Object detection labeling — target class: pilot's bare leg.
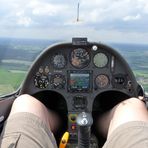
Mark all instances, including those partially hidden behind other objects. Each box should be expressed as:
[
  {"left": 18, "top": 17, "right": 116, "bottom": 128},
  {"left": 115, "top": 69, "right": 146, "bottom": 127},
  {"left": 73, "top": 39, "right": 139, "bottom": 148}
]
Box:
[
  {"left": 98, "top": 98, "right": 148, "bottom": 148},
  {"left": 10, "top": 94, "right": 60, "bottom": 132},
  {"left": 0, "top": 94, "right": 59, "bottom": 148},
  {"left": 107, "top": 98, "right": 148, "bottom": 137}
]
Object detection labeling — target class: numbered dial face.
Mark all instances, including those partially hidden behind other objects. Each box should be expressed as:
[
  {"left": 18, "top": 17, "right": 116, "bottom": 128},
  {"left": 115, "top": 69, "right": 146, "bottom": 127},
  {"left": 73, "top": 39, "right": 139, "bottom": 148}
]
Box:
[
  {"left": 34, "top": 74, "right": 49, "bottom": 89},
  {"left": 51, "top": 54, "right": 66, "bottom": 69},
  {"left": 93, "top": 53, "right": 108, "bottom": 68},
  {"left": 95, "top": 74, "right": 109, "bottom": 88},
  {"left": 50, "top": 74, "right": 66, "bottom": 89},
  {"left": 71, "top": 48, "right": 90, "bottom": 68}
]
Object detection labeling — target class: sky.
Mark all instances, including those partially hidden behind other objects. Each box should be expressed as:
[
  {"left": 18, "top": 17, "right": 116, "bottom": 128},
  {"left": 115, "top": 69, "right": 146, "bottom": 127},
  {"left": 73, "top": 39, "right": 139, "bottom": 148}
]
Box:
[{"left": 0, "top": 0, "right": 148, "bottom": 43}]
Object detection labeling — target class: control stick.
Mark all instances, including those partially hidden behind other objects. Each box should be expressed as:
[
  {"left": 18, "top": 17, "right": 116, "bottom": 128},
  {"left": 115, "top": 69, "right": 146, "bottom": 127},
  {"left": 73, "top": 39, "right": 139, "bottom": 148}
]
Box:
[{"left": 76, "top": 112, "right": 93, "bottom": 148}]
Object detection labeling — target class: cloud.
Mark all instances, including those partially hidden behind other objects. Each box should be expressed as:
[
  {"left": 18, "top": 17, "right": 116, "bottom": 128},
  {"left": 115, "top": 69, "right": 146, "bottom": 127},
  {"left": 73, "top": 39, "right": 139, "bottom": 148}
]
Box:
[
  {"left": 137, "top": 0, "right": 148, "bottom": 14},
  {"left": 15, "top": 10, "right": 32, "bottom": 27},
  {"left": 123, "top": 14, "right": 141, "bottom": 21},
  {"left": 29, "top": 1, "right": 67, "bottom": 16},
  {"left": 17, "top": 17, "right": 32, "bottom": 27},
  {"left": 79, "top": 0, "right": 127, "bottom": 22},
  {"left": 0, "top": 0, "right": 148, "bottom": 43},
  {"left": 1, "top": 0, "right": 147, "bottom": 26}
]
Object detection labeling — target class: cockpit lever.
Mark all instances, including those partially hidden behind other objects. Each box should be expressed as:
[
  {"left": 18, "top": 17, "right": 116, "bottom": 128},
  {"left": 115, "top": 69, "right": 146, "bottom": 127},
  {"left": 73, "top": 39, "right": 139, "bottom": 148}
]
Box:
[{"left": 76, "top": 112, "right": 93, "bottom": 148}]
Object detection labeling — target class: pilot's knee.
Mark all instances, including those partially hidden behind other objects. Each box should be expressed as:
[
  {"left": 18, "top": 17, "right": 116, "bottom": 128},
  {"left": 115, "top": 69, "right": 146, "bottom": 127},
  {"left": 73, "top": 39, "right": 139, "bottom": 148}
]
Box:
[
  {"left": 13, "top": 94, "right": 37, "bottom": 106},
  {"left": 119, "top": 97, "right": 146, "bottom": 108},
  {"left": 15, "top": 94, "right": 34, "bottom": 100},
  {"left": 10, "top": 94, "right": 43, "bottom": 115}
]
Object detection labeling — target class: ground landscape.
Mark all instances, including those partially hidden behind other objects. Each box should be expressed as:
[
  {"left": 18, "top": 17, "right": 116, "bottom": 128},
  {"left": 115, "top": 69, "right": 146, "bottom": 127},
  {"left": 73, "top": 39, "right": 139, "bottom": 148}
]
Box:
[{"left": 0, "top": 38, "right": 148, "bottom": 95}]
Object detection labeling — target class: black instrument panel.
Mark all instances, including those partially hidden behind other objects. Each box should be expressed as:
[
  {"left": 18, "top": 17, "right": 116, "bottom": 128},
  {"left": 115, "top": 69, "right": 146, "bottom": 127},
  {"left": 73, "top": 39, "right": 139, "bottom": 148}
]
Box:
[
  {"left": 19, "top": 40, "right": 140, "bottom": 147},
  {"left": 22, "top": 42, "right": 138, "bottom": 95},
  {"left": 20, "top": 41, "right": 140, "bottom": 113}
]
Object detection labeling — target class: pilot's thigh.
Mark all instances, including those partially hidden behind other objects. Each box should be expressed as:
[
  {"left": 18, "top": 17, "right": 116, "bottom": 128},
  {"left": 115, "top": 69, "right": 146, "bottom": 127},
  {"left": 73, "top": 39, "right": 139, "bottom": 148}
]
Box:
[
  {"left": 0, "top": 112, "right": 57, "bottom": 148},
  {"left": 103, "top": 121, "right": 148, "bottom": 148}
]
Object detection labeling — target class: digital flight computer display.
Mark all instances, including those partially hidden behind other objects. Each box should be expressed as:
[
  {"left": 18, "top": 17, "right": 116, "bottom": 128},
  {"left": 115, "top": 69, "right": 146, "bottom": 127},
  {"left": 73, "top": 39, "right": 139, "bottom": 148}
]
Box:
[{"left": 68, "top": 71, "right": 92, "bottom": 92}]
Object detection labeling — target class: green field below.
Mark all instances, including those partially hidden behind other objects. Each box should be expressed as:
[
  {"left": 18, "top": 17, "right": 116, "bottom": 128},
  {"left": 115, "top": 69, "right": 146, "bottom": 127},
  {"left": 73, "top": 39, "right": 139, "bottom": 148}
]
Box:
[
  {"left": 0, "top": 68, "right": 26, "bottom": 95},
  {"left": 133, "top": 70, "right": 148, "bottom": 92}
]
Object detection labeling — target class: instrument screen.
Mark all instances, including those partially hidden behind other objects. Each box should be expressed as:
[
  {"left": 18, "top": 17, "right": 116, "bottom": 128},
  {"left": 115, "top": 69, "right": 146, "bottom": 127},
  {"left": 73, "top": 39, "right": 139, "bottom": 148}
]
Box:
[{"left": 68, "top": 71, "right": 91, "bottom": 92}]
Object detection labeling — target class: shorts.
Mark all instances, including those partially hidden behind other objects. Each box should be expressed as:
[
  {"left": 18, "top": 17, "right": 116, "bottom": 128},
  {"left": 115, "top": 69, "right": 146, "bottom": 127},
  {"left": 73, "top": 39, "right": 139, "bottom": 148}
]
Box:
[
  {"left": 1, "top": 113, "right": 148, "bottom": 148},
  {"left": 0, "top": 112, "right": 57, "bottom": 148},
  {"left": 103, "top": 121, "right": 148, "bottom": 148}
]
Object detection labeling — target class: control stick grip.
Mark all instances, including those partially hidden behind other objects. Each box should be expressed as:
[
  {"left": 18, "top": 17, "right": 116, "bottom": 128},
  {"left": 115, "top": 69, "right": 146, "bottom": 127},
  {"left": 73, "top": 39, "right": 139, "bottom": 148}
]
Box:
[{"left": 76, "top": 112, "right": 93, "bottom": 148}]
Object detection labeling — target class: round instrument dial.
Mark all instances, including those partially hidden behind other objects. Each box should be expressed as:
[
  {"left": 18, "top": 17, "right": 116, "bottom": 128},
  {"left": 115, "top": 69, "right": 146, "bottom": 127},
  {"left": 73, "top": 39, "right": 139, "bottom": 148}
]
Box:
[
  {"left": 50, "top": 74, "right": 66, "bottom": 89},
  {"left": 95, "top": 74, "right": 109, "bottom": 88},
  {"left": 34, "top": 74, "right": 49, "bottom": 89},
  {"left": 51, "top": 54, "right": 66, "bottom": 69},
  {"left": 71, "top": 48, "right": 90, "bottom": 68},
  {"left": 93, "top": 53, "right": 108, "bottom": 68}
]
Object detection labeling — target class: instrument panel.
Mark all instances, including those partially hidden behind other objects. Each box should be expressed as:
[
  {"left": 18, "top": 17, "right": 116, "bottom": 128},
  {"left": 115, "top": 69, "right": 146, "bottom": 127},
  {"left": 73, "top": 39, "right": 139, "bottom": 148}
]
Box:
[
  {"left": 31, "top": 44, "right": 136, "bottom": 96},
  {"left": 20, "top": 39, "right": 139, "bottom": 147},
  {"left": 21, "top": 41, "right": 140, "bottom": 103}
]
